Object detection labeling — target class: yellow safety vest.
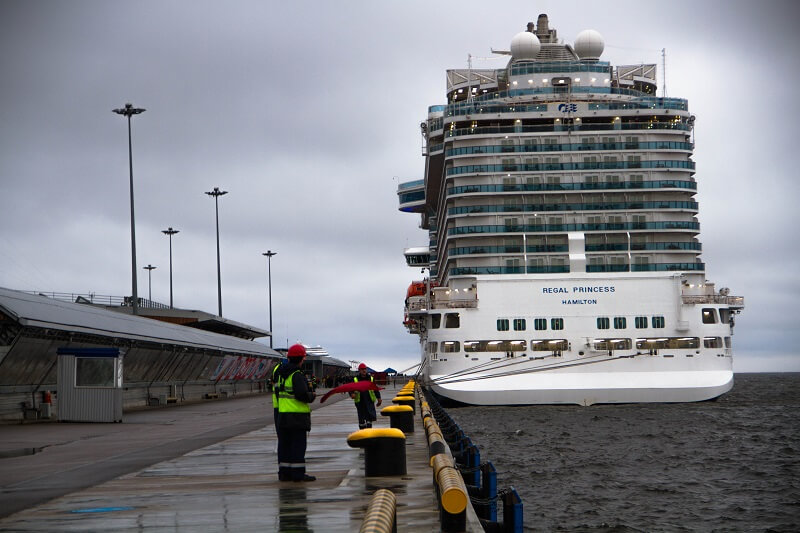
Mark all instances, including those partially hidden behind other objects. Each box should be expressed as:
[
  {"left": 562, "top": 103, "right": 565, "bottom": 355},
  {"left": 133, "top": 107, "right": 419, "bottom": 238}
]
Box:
[
  {"left": 271, "top": 362, "right": 281, "bottom": 405},
  {"left": 278, "top": 370, "right": 311, "bottom": 414},
  {"left": 353, "top": 375, "right": 376, "bottom": 403}
]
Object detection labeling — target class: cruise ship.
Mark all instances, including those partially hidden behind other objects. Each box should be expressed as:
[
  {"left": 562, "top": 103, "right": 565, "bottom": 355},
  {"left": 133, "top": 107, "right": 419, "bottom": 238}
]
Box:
[{"left": 398, "top": 15, "right": 744, "bottom": 406}]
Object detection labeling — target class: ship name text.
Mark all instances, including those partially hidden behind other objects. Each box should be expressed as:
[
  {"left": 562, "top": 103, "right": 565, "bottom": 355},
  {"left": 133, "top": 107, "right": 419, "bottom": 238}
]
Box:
[{"left": 542, "top": 286, "right": 616, "bottom": 294}]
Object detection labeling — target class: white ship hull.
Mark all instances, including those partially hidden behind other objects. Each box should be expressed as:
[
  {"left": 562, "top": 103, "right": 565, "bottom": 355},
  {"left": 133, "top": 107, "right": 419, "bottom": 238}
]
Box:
[
  {"left": 417, "top": 273, "right": 739, "bottom": 405},
  {"left": 429, "top": 370, "right": 733, "bottom": 406}
]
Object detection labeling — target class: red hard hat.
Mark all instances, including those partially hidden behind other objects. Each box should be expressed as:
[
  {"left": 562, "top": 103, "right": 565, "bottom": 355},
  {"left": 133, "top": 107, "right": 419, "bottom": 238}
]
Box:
[
  {"left": 358, "top": 363, "right": 367, "bottom": 370},
  {"left": 288, "top": 344, "right": 307, "bottom": 358}
]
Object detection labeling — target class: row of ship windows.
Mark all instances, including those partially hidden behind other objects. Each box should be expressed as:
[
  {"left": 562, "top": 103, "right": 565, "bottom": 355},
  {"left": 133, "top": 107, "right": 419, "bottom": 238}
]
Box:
[
  {"left": 428, "top": 336, "right": 731, "bottom": 355},
  {"left": 401, "top": 179, "right": 697, "bottom": 203},
  {"left": 440, "top": 100, "right": 689, "bottom": 120},
  {"left": 495, "top": 316, "right": 666, "bottom": 331},
  {"left": 446, "top": 160, "right": 695, "bottom": 176},
  {"left": 448, "top": 200, "right": 698, "bottom": 216},
  {"left": 446, "top": 178, "right": 698, "bottom": 194},
  {"left": 445, "top": 140, "right": 692, "bottom": 156},
  {"left": 442, "top": 121, "right": 690, "bottom": 139},
  {"left": 430, "top": 308, "right": 720, "bottom": 331}
]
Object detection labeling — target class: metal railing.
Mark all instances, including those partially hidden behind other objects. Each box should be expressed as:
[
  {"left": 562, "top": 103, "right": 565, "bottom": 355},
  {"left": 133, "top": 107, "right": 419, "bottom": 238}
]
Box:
[{"left": 24, "top": 291, "right": 171, "bottom": 310}]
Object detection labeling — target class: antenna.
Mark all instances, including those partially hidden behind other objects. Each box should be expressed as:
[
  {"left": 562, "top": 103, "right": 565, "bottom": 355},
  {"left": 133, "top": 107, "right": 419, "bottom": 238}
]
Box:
[
  {"left": 467, "top": 53, "right": 473, "bottom": 102},
  {"left": 466, "top": 53, "right": 501, "bottom": 102},
  {"left": 661, "top": 48, "right": 667, "bottom": 98}
]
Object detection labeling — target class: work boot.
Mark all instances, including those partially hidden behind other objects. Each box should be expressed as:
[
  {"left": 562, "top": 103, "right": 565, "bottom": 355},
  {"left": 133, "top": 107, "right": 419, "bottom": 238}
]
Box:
[{"left": 301, "top": 474, "right": 316, "bottom": 482}]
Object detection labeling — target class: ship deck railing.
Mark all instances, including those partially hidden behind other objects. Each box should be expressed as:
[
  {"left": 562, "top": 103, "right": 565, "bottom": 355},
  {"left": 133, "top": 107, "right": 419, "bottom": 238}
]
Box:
[
  {"left": 682, "top": 294, "right": 744, "bottom": 307},
  {"left": 431, "top": 299, "right": 479, "bottom": 310}
]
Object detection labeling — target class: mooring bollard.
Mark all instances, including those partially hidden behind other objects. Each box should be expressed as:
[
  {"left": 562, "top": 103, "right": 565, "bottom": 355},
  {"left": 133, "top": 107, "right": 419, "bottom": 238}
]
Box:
[
  {"left": 359, "top": 488, "right": 397, "bottom": 533},
  {"left": 431, "top": 453, "right": 468, "bottom": 532},
  {"left": 380, "top": 404, "right": 414, "bottom": 433},
  {"left": 391, "top": 394, "right": 415, "bottom": 411},
  {"left": 347, "top": 428, "right": 407, "bottom": 476}
]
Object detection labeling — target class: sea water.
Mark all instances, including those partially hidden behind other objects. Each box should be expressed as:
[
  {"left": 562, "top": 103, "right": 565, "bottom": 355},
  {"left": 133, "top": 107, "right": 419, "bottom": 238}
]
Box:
[{"left": 448, "top": 373, "right": 800, "bottom": 532}]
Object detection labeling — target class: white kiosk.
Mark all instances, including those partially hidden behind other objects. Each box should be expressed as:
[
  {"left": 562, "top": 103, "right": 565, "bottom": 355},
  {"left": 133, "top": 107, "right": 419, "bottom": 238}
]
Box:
[{"left": 56, "top": 347, "right": 123, "bottom": 422}]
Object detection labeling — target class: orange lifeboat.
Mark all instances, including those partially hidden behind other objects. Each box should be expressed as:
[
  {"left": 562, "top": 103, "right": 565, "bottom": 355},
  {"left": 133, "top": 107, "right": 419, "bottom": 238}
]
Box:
[{"left": 406, "top": 281, "right": 426, "bottom": 299}]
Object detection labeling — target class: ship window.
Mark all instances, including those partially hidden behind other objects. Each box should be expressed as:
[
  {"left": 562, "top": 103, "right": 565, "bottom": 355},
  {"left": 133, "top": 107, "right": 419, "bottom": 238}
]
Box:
[
  {"left": 614, "top": 317, "right": 627, "bottom": 329},
  {"left": 551, "top": 318, "right": 564, "bottom": 330},
  {"left": 441, "top": 341, "right": 460, "bottom": 353},
  {"left": 724, "top": 337, "right": 731, "bottom": 348},
  {"left": 593, "top": 338, "right": 632, "bottom": 350},
  {"left": 635, "top": 337, "right": 698, "bottom": 349},
  {"left": 497, "top": 319, "right": 510, "bottom": 331},
  {"left": 635, "top": 316, "right": 648, "bottom": 328},
  {"left": 513, "top": 319, "right": 526, "bottom": 331},
  {"left": 602, "top": 136, "right": 617, "bottom": 148},
  {"left": 703, "top": 337, "right": 722, "bottom": 348},
  {"left": 464, "top": 340, "right": 526, "bottom": 352},
  {"left": 546, "top": 175, "right": 561, "bottom": 185},
  {"left": 702, "top": 308, "right": 717, "bottom": 324},
  {"left": 534, "top": 318, "right": 547, "bottom": 330},
  {"left": 530, "top": 339, "right": 568, "bottom": 351},
  {"left": 651, "top": 316, "right": 665, "bottom": 328},
  {"left": 430, "top": 314, "right": 441, "bottom": 329},
  {"left": 597, "top": 317, "right": 610, "bottom": 329},
  {"left": 445, "top": 313, "right": 460, "bottom": 328}
]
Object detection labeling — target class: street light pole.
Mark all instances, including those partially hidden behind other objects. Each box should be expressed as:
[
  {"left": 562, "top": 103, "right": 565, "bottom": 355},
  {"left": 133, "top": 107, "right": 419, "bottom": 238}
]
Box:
[
  {"left": 112, "top": 103, "right": 145, "bottom": 315},
  {"left": 262, "top": 250, "right": 277, "bottom": 348},
  {"left": 161, "top": 227, "right": 179, "bottom": 308},
  {"left": 143, "top": 264, "right": 156, "bottom": 303},
  {"left": 205, "top": 187, "right": 228, "bottom": 317}
]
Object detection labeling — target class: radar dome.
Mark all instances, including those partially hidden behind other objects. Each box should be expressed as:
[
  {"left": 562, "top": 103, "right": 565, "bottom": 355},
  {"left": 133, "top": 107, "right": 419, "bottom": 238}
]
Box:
[
  {"left": 510, "top": 31, "right": 541, "bottom": 60},
  {"left": 574, "top": 29, "right": 604, "bottom": 60}
]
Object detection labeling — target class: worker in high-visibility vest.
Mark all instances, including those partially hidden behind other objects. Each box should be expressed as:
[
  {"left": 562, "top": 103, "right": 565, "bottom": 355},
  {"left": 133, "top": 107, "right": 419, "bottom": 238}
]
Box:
[
  {"left": 350, "top": 363, "right": 382, "bottom": 429},
  {"left": 276, "top": 344, "right": 316, "bottom": 482},
  {"left": 269, "top": 359, "right": 284, "bottom": 434}
]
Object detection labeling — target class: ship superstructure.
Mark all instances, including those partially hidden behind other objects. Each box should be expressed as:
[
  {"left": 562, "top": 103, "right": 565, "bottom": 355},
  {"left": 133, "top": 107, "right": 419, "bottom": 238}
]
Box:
[{"left": 398, "top": 15, "right": 744, "bottom": 405}]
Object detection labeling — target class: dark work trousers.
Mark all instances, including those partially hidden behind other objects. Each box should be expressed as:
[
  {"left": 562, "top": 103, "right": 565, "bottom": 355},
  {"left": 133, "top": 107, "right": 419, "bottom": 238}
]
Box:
[
  {"left": 277, "top": 426, "right": 308, "bottom": 481},
  {"left": 355, "top": 397, "right": 377, "bottom": 429}
]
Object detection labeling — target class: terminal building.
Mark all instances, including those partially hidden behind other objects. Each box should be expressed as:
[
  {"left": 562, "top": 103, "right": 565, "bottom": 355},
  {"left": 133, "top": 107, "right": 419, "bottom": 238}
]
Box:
[{"left": 0, "top": 287, "right": 349, "bottom": 423}]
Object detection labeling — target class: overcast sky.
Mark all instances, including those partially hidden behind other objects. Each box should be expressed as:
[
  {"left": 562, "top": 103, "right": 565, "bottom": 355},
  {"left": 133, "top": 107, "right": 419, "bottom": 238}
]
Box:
[{"left": 1, "top": 0, "right": 798, "bottom": 373}]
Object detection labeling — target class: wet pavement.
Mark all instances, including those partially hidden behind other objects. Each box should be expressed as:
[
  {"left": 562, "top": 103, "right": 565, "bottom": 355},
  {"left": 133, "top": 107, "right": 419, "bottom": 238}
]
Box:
[{"left": 0, "top": 385, "right": 482, "bottom": 531}]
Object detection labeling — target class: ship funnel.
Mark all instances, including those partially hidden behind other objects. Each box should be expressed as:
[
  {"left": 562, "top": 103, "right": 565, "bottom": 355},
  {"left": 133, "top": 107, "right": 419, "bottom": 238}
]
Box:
[{"left": 537, "top": 14, "right": 549, "bottom": 33}]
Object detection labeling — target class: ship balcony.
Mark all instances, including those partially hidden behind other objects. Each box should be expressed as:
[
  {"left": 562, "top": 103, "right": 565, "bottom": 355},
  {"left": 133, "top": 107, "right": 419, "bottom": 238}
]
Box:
[{"left": 430, "top": 286, "right": 478, "bottom": 309}]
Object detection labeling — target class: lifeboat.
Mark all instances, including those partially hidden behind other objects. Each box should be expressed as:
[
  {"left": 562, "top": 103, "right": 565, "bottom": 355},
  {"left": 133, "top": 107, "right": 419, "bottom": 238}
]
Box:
[{"left": 406, "top": 281, "right": 426, "bottom": 299}]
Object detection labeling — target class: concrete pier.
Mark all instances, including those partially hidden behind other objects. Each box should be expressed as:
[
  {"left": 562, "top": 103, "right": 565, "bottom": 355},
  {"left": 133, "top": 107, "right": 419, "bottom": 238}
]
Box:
[{"left": 0, "top": 385, "right": 482, "bottom": 531}]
